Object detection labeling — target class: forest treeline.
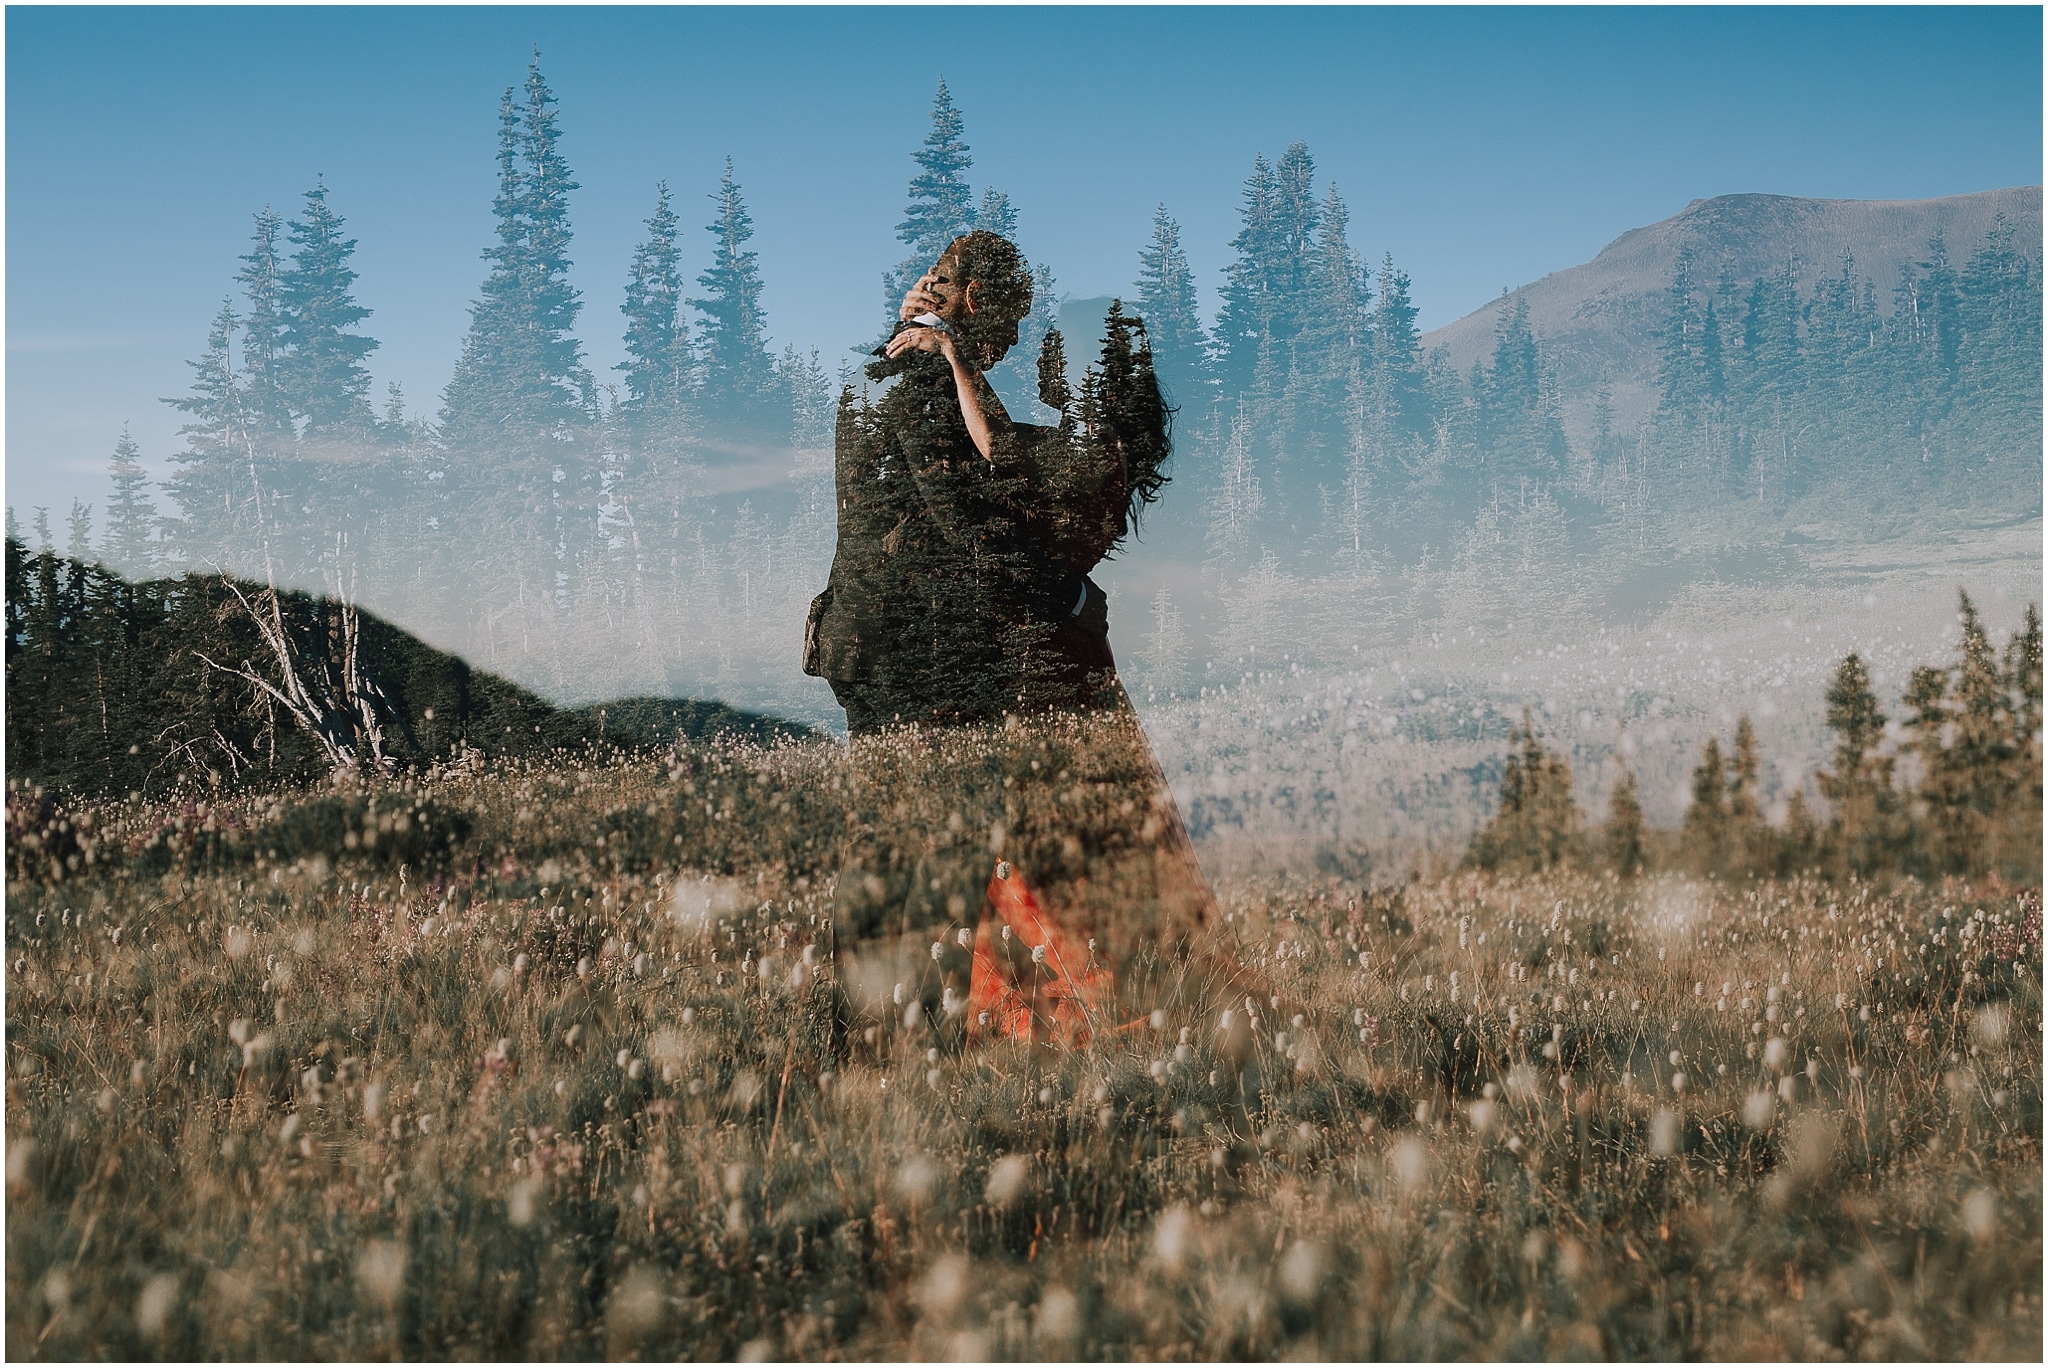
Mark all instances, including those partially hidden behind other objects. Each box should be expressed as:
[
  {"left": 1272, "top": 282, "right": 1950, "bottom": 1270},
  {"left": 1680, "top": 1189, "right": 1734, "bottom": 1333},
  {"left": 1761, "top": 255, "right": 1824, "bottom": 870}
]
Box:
[
  {"left": 3, "top": 538, "right": 805, "bottom": 800},
  {"left": 1469, "top": 591, "right": 2042, "bottom": 884},
  {"left": 15, "top": 61, "right": 2042, "bottom": 705}
]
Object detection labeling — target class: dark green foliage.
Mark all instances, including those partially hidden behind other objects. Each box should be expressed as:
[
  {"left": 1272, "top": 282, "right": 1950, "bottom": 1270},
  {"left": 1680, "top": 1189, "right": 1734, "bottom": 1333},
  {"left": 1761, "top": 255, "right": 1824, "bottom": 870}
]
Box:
[
  {"left": 277, "top": 180, "right": 379, "bottom": 434},
  {"left": 2, "top": 541, "right": 807, "bottom": 801},
  {"left": 617, "top": 182, "right": 692, "bottom": 431},
  {"left": 440, "top": 56, "right": 592, "bottom": 443},
  {"left": 1465, "top": 712, "right": 1583, "bottom": 871},
  {"left": 102, "top": 429, "right": 158, "bottom": 577},
  {"left": 1816, "top": 652, "right": 1904, "bottom": 876},
  {"left": 1681, "top": 717, "right": 1775, "bottom": 878},
  {"left": 691, "top": 159, "right": 784, "bottom": 444},
  {"left": 1601, "top": 763, "right": 1645, "bottom": 874},
  {"left": 1892, "top": 591, "right": 2040, "bottom": 880},
  {"left": 1135, "top": 204, "right": 1210, "bottom": 414},
  {"left": 886, "top": 78, "right": 978, "bottom": 319},
  {"left": 234, "top": 207, "right": 292, "bottom": 438}
]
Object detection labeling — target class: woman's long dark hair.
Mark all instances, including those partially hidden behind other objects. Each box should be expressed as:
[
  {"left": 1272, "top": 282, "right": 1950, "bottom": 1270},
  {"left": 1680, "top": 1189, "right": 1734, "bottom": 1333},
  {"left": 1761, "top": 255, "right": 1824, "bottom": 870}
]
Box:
[{"left": 1088, "top": 300, "right": 1172, "bottom": 535}]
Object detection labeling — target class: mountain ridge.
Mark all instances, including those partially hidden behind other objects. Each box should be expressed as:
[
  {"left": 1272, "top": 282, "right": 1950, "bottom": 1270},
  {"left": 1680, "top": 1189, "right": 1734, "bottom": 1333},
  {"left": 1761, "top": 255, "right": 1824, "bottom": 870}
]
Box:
[{"left": 1419, "top": 185, "right": 2042, "bottom": 432}]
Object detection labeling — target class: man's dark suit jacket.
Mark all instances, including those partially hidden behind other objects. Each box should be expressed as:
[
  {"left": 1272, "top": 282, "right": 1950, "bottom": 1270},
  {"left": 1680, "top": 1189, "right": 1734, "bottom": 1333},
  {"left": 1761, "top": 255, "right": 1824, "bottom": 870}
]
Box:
[{"left": 804, "top": 342, "right": 1111, "bottom": 726}]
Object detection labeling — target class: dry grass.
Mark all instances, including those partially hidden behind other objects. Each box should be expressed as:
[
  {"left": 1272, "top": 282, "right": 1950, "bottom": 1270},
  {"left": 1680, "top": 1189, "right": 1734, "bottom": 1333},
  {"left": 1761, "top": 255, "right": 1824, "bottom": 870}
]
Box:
[{"left": 6, "top": 733, "right": 2041, "bottom": 1360}]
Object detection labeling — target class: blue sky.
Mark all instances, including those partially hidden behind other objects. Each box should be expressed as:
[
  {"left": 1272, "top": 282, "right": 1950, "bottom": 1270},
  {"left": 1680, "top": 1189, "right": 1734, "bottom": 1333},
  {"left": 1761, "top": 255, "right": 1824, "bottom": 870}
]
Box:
[{"left": 7, "top": 5, "right": 2040, "bottom": 524}]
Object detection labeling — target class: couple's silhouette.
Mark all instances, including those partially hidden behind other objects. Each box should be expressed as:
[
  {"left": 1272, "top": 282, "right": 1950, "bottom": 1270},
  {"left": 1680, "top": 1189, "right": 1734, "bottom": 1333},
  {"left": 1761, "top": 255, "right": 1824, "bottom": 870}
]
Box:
[{"left": 807, "top": 232, "right": 1261, "bottom": 1047}]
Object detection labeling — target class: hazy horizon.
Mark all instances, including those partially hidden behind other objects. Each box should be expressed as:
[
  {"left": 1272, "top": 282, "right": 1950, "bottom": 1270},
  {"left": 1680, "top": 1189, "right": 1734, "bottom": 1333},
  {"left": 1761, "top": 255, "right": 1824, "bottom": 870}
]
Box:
[{"left": 7, "top": 5, "right": 2041, "bottom": 521}]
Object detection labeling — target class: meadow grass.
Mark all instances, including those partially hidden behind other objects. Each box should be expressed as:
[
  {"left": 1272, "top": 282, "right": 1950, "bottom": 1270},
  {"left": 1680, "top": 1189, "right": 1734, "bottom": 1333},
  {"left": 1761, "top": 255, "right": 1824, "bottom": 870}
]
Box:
[{"left": 5, "top": 733, "right": 2040, "bottom": 1359}]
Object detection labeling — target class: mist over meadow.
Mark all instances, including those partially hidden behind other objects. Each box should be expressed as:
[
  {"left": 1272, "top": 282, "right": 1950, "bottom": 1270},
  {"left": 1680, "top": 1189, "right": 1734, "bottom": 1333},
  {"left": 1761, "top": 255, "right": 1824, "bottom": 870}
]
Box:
[{"left": 12, "top": 57, "right": 2040, "bottom": 853}]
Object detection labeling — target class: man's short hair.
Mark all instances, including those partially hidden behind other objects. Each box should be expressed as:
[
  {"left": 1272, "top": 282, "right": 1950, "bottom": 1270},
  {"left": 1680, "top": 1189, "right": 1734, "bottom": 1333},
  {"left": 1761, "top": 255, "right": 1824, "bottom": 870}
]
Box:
[{"left": 946, "top": 231, "right": 1031, "bottom": 368}]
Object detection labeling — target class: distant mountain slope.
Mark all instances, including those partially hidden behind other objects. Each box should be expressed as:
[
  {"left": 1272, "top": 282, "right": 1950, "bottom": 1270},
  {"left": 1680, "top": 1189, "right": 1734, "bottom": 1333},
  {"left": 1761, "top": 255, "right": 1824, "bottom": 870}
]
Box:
[
  {"left": 1420, "top": 186, "right": 2042, "bottom": 430},
  {"left": 4, "top": 540, "right": 812, "bottom": 798}
]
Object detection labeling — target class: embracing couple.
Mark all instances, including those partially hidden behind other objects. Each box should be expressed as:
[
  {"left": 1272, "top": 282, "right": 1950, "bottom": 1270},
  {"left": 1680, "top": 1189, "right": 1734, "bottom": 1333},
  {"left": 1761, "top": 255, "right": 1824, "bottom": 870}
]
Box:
[
  {"left": 803, "top": 229, "right": 1155, "bottom": 731},
  {"left": 803, "top": 232, "right": 1277, "bottom": 1049}
]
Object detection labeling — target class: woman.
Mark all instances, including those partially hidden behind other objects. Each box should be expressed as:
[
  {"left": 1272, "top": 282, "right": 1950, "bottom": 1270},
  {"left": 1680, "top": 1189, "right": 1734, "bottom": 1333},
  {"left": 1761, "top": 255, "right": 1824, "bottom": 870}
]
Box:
[{"left": 807, "top": 232, "right": 1235, "bottom": 1046}]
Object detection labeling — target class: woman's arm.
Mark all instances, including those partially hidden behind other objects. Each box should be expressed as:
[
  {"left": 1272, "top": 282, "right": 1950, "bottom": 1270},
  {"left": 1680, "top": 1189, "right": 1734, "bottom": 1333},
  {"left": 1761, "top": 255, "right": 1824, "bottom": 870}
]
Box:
[{"left": 882, "top": 323, "right": 995, "bottom": 462}]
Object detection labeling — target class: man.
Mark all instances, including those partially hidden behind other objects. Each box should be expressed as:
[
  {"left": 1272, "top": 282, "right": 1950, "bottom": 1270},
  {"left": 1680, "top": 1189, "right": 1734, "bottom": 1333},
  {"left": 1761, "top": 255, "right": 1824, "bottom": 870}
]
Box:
[{"left": 804, "top": 231, "right": 1085, "bottom": 734}]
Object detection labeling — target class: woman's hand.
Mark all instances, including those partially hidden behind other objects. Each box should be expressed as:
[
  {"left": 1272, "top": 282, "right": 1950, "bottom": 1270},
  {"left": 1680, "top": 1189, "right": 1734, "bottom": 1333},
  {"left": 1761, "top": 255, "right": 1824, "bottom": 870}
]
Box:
[
  {"left": 899, "top": 281, "right": 946, "bottom": 322},
  {"left": 884, "top": 321, "right": 957, "bottom": 363}
]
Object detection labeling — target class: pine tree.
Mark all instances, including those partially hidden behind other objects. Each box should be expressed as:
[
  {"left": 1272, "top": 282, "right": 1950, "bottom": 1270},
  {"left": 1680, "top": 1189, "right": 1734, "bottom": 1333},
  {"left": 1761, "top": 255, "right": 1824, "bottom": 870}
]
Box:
[
  {"left": 1656, "top": 246, "right": 1707, "bottom": 415},
  {"left": 1909, "top": 590, "right": 2016, "bottom": 874},
  {"left": 1372, "top": 255, "right": 1428, "bottom": 438},
  {"left": 1294, "top": 184, "right": 1370, "bottom": 435},
  {"left": 692, "top": 157, "right": 784, "bottom": 444},
  {"left": 236, "top": 207, "right": 293, "bottom": 437},
  {"left": 162, "top": 298, "right": 246, "bottom": 566},
  {"left": 974, "top": 187, "right": 1018, "bottom": 242},
  {"left": 1681, "top": 735, "right": 1729, "bottom": 874},
  {"left": 441, "top": 55, "right": 591, "bottom": 441},
  {"left": 30, "top": 508, "right": 53, "bottom": 553},
  {"left": 1601, "top": 762, "right": 1645, "bottom": 874},
  {"left": 1467, "top": 711, "right": 1583, "bottom": 871},
  {"left": 1816, "top": 652, "right": 1898, "bottom": 873},
  {"left": 1916, "top": 230, "right": 1963, "bottom": 399},
  {"left": 65, "top": 500, "right": 93, "bottom": 563},
  {"left": 1728, "top": 715, "right": 1767, "bottom": 874},
  {"left": 278, "top": 180, "right": 379, "bottom": 434},
  {"left": 1212, "top": 154, "right": 1276, "bottom": 403},
  {"left": 1266, "top": 142, "right": 1321, "bottom": 352},
  {"left": 1999, "top": 603, "right": 2043, "bottom": 878},
  {"left": 617, "top": 181, "right": 693, "bottom": 428},
  {"left": 104, "top": 428, "right": 159, "bottom": 575},
  {"left": 1476, "top": 294, "right": 1564, "bottom": 483},
  {"left": 1143, "top": 585, "right": 1189, "bottom": 695},
  {"left": 887, "top": 78, "right": 978, "bottom": 317},
  {"left": 1134, "top": 205, "right": 1210, "bottom": 414}
]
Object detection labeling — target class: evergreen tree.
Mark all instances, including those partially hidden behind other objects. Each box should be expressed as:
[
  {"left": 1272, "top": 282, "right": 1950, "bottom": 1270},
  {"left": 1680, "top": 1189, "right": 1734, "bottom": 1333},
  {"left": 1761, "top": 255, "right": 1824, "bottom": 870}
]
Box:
[
  {"left": 162, "top": 299, "right": 246, "bottom": 565},
  {"left": 1908, "top": 590, "right": 2016, "bottom": 873},
  {"left": 617, "top": 181, "right": 693, "bottom": 427},
  {"left": 692, "top": 158, "right": 784, "bottom": 444},
  {"left": 441, "top": 55, "right": 591, "bottom": 441},
  {"left": 2000, "top": 603, "right": 2043, "bottom": 877},
  {"left": 1134, "top": 205, "right": 1210, "bottom": 413},
  {"left": 235, "top": 207, "right": 293, "bottom": 437},
  {"left": 1656, "top": 246, "right": 1708, "bottom": 415},
  {"left": 1727, "top": 714, "right": 1768, "bottom": 873},
  {"left": 104, "top": 428, "right": 160, "bottom": 575},
  {"left": 1601, "top": 762, "right": 1645, "bottom": 874},
  {"left": 1296, "top": 184, "right": 1370, "bottom": 409},
  {"left": 1466, "top": 711, "right": 1583, "bottom": 871},
  {"left": 974, "top": 187, "right": 1018, "bottom": 242},
  {"left": 278, "top": 180, "right": 379, "bottom": 434},
  {"left": 1212, "top": 154, "right": 1276, "bottom": 403},
  {"left": 1476, "top": 294, "right": 1565, "bottom": 483},
  {"left": 1914, "top": 230, "right": 1964, "bottom": 399},
  {"left": 1816, "top": 652, "right": 1898, "bottom": 873},
  {"left": 65, "top": 500, "right": 93, "bottom": 563},
  {"left": 887, "top": 78, "right": 978, "bottom": 316},
  {"left": 30, "top": 509, "right": 53, "bottom": 553},
  {"left": 1681, "top": 735, "right": 1729, "bottom": 873},
  {"left": 1267, "top": 142, "right": 1321, "bottom": 352},
  {"left": 1371, "top": 254, "right": 1428, "bottom": 438}
]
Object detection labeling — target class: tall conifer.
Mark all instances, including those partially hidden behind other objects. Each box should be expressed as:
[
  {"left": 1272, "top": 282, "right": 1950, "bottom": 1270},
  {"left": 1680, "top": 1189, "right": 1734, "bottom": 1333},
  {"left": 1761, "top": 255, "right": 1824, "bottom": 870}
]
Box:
[
  {"left": 618, "top": 182, "right": 693, "bottom": 426},
  {"left": 278, "top": 180, "right": 378, "bottom": 433},
  {"left": 887, "top": 79, "right": 978, "bottom": 316},
  {"left": 1135, "top": 205, "right": 1210, "bottom": 413},
  {"left": 693, "top": 158, "right": 783, "bottom": 444},
  {"left": 236, "top": 208, "right": 292, "bottom": 437},
  {"left": 104, "top": 428, "right": 160, "bottom": 575}
]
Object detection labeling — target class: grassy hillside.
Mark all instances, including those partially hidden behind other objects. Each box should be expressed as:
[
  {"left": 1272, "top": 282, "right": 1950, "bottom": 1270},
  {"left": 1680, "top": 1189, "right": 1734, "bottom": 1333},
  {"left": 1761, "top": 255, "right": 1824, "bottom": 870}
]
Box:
[
  {"left": 5, "top": 732, "right": 2040, "bottom": 1358},
  {"left": 3, "top": 540, "right": 809, "bottom": 800}
]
